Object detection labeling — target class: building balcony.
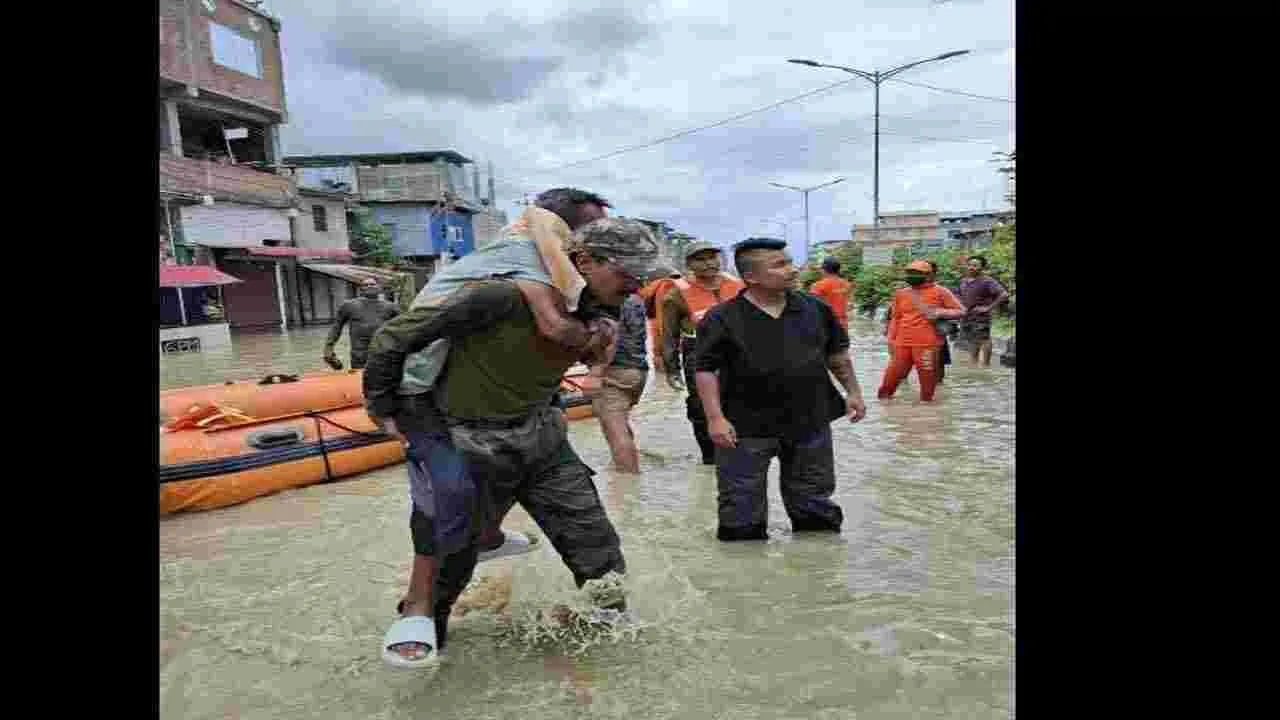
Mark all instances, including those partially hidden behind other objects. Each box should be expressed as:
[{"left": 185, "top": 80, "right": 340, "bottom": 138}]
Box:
[{"left": 159, "top": 153, "right": 294, "bottom": 208}]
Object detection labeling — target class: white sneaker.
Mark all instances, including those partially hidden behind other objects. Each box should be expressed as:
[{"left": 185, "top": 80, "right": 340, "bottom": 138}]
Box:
[{"left": 478, "top": 530, "right": 535, "bottom": 563}]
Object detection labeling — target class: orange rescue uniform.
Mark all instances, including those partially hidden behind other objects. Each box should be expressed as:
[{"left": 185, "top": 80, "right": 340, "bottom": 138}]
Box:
[
  {"left": 809, "top": 276, "right": 852, "bottom": 327},
  {"left": 879, "top": 284, "right": 963, "bottom": 401}
]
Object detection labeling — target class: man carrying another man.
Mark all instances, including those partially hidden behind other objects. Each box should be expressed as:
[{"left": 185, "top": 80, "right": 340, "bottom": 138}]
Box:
[
  {"left": 660, "top": 241, "right": 745, "bottom": 465},
  {"left": 364, "top": 216, "right": 661, "bottom": 666},
  {"left": 693, "top": 238, "right": 867, "bottom": 541}
]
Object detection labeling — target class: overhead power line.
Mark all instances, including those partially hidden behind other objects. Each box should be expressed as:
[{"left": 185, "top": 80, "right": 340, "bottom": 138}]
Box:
[
  {"left": 885, "top": 77, "right": 1014, "bottom": 104},
  {"left": 511, "top": 77, "right": 869, "bottom": 180}
]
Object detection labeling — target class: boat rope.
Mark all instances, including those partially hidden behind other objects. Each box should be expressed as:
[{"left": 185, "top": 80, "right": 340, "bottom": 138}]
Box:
[{"left": 304, "top": 411, "right": 394, "bottom": 483}]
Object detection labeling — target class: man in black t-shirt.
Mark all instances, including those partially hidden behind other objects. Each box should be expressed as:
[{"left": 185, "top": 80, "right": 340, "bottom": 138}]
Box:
[{"left": 693, "top": 239, "right": 867, "bottom": 541}]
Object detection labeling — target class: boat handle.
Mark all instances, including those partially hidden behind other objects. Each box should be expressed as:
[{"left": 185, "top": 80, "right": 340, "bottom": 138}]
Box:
[{"left": 247, "top": 427, "right": 306, "bottom": 449}]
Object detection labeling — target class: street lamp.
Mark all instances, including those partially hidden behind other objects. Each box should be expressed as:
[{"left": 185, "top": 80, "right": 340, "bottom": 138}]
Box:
[
  {"left": 769, "top": 177, "right": 845, "bottom": 263},
  {"left": 787, "top": 50, "right": 970, "bottom": 236}
]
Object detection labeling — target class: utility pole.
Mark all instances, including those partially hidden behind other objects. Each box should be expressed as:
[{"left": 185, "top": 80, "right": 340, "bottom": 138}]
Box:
[
  {"left": 769, "top": 178, "right": 845, "bottom": 263},
  {"left": 788, "top": 50, "right": 970, "bottom": 240}
]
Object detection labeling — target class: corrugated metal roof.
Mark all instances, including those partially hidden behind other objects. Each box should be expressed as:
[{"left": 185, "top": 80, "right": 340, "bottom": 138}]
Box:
[
  {"left": 283, "top": 151, "right": 472, "bottom": 167},
  {"left": 247, "top": 246, "right": 353, "bottom": 259},
  {"left": 299, "top": 263, "right": 405, "bottom": 284},
  {"left": 159, "top": 265, "right": 243, "bottom": 288}
]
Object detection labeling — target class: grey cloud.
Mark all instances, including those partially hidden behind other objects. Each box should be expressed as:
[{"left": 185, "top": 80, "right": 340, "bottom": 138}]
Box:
[
  {"left": 302, "top": 3, "right": 655, "bottom": 105},
  {"left": 550, "top": 3, "right": 658, "bottom": 55}
]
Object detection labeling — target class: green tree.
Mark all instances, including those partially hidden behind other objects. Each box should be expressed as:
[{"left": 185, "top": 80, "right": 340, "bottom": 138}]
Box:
[{"left": 349, "top": 209, "right": 399, "bottom": 268}]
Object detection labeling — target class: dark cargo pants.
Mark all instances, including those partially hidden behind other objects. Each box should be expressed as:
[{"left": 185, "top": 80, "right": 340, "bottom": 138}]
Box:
[
  {"left": 715, "top": 425, "right": 844, "bottom": 541},
  {"left": 425, "top": 405, "right": 627, "bottom": 646}
]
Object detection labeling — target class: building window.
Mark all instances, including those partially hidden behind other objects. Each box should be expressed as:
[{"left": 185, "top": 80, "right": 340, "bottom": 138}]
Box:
[
  {"left": 210, "top": 23, "right": 262, "bottom": 78},
  {"left": 312, "top": 205, "right": 328, "bottom": 232}
]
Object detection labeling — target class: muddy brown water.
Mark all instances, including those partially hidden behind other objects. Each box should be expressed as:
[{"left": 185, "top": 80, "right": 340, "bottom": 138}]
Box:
[{"left": 160, "top": 318, "right": 1014, "bottom": 719}]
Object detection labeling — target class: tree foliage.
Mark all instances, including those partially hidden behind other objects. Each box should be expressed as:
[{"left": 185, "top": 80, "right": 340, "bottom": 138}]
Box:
[
  {"left": 349, "top": 209, "right": 399, "bottom": 268},
  {"left": 801, "top": 226, "right": 1016, "bottom": 316}
]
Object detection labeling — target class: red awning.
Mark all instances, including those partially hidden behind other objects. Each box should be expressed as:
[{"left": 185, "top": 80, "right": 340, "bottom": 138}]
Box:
[
  {"left": 159, "top": 264, "right": 244, "bottom": 288},
  {"left": 247, "top": 246, "right": 354, "bottom": 259}
]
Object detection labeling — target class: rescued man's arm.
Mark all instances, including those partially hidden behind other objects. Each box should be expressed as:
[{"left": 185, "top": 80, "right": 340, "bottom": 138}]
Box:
[{"left": 362, "top": 281, "right": 522, "bottom": 419}]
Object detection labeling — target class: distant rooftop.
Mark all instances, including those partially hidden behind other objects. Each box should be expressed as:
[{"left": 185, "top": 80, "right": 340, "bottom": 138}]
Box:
[{"left": 283, "top": 151, "right": 473, "bottom": 167}]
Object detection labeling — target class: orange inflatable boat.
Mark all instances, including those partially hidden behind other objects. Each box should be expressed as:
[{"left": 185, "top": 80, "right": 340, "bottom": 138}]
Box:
[
  {"left": 160, "top": 370, "right": 365, "bottom": 425},
  {"left": 160, "top": 369, "right": 599, "bottom": 515}
]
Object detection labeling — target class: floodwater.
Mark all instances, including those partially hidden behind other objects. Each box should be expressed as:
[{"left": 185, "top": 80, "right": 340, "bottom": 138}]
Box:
[{"left": 159, "top": 317, "right": 1015, "bottom": 719}]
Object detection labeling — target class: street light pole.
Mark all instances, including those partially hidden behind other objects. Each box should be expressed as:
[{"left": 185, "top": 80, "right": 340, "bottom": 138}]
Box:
[
  {"left": 769, "top": 177, "right": 845, "bottom": 263},
  {"left": 788, "top": 50, "right": 970, "bottom": 239}
]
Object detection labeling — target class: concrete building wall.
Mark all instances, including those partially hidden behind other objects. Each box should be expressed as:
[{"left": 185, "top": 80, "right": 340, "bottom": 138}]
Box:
[
  {"left": 367, "top": 205, "right": 475, "bottom": 257},
  {"left": 294, "top": 197, "right": 350, "bottom": 251},
  {"left": 180, "top": 202, "right": 291, "bottom": 247},
  {"left": 159, "top": 0, "right": 286, "bottom": 115},
  {"left": 357, "top": 164, "right": 446, "bottom": 203}
]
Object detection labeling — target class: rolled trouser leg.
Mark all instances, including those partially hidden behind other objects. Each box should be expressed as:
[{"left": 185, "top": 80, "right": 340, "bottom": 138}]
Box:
[
  {"left": 715, "top": 438, "right": 776, "bottom": 540},
  {"left": 404, "top": 429, "right": 475, "bottom": 558},
  {"left": 778, "top": 427, "right": 843, "bottom": 533},
  {"left": 521, "top": 437, "right": 627, "bottom": 607}
]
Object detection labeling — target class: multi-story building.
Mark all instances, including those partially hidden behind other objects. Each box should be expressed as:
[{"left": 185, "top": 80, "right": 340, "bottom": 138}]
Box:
[
  {"left": 939, "top": 209, "right": 1016, "bottom": 250},
  {"left": 852, "top": 210, "right": 943, "bottom": 256},
  {"left": 283, "top": 151, "right": 482, "bottom": 275},
  {"left": 159, "top": 0, "right": 358, "bottom": 339},
  {"left": 852, "top": 208, "right": 1014, "bottom": 265}
]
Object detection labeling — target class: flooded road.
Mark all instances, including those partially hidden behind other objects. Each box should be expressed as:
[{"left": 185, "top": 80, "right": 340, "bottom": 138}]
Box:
[{"left": 159, "top": 317, "right": 1014, "bottom": 719}]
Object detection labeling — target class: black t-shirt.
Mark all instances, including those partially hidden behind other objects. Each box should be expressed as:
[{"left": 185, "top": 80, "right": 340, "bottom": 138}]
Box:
[{"left": 693, "top": 290, "right": 850, "bottom": 440}]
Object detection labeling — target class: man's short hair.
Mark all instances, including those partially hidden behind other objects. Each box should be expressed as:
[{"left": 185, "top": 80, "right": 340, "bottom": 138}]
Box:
[
  {"left": 733, "top": 237, "right": 787, "bottom": 277},
  {"left": 926, "top": 260, "right": 939, "bottom": 274},
  {"left": 969, "top": 255, "right": 988, "bottom": 269},
  {"left": 822, "top": 257, "right": 841, "bottom": 274},
  {"left": 535, "top": 187, "right": 611, "bottom": 229}
]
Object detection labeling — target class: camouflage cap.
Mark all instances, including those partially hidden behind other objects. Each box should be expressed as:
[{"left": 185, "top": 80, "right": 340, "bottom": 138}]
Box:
[{"left": 564, "top": 218, "right": 664, "bottom": 282}]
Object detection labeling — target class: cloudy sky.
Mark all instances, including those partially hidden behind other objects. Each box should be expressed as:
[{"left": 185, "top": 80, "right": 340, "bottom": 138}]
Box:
[{"left": 266, "top": 0, "right": 1014, "bottom": 261}]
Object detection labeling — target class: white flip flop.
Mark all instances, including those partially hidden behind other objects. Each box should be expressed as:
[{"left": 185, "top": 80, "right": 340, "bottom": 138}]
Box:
[
  {"left": 381, "top": 616, "right": 438, "bottom": 669},
  {"left": 478, "top": 530, "right": 536, "bottom": 563}
]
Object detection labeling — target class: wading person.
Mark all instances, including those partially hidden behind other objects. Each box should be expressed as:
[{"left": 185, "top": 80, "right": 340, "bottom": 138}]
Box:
[
  {"left": 368, "top": 188, "right": 621, "bottom": 669},
  {"left": 808, "top": 257, "right": 853, "bottom": 331},
  {"left": 323, "top": 277, "right": 400, "bottom": 370},
  {"left": 958, "top": 255, "right": 1010, "bottom": 367},
  {"left": 927, "top": 260, "right": 962, "bottom": 385},
  {"left": 878, "top": 260, "right": 966, "bottom": 402},
  {"left": 660, "top": 241, "right": 745, "bottom": 464},
  {"left": 693, "top": 238, "right": 867, "bottom": 541},
  {"left": 365, "top": 217, "right": 661, "bottom": 666},
  {"left": 587, "top": 292, "right": 649, "bottom": 473},
  {"left": 637, "top": 268, "right": 681, "bottom": 372}
]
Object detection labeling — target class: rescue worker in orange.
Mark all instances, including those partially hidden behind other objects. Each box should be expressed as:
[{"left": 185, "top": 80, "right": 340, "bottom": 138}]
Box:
[
  {"left": 660, "top": 241, "right": 746, "bottom": 464},
  {"left": 637, "top": 267, "right": 681, "bottom": 373},
  {"left": 878, "top": 260, "right": 966, "bottom": 402},
  {"left": 808, "top": 257, "right": 853, "bottom": 330}
]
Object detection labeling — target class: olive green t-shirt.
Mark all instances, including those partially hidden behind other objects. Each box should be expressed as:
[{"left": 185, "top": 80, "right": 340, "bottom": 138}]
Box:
[{"left": 362, "top": 279, "right": 577, "bottom": 423}]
